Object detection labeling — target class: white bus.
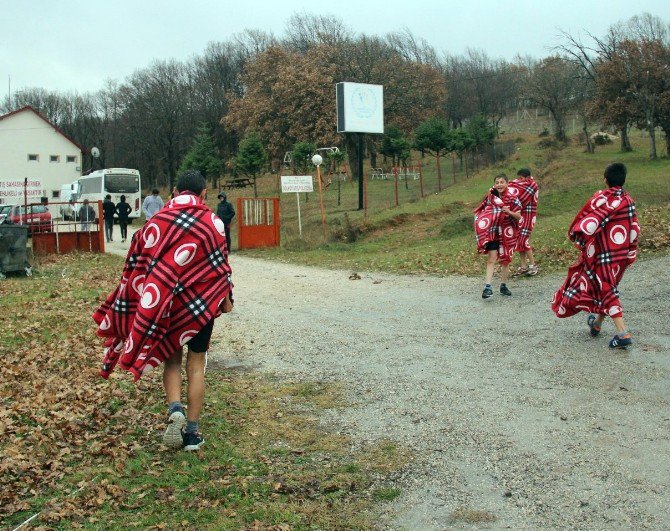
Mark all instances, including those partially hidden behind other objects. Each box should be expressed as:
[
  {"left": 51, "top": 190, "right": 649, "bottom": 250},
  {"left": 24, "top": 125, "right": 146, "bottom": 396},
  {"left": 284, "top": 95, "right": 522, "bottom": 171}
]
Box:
[{"left": 76, "top": 168, "right": 142, "bottom": 220}]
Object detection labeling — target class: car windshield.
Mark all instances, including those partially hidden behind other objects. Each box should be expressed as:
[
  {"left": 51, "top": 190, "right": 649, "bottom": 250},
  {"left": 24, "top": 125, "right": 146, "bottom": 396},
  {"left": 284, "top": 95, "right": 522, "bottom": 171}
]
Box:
[
  {"left": 105, "top": 174, "right": 139, "bottom": 193},
  {"left": 0, "top": 205, "right": 12, "bottom": 215}
]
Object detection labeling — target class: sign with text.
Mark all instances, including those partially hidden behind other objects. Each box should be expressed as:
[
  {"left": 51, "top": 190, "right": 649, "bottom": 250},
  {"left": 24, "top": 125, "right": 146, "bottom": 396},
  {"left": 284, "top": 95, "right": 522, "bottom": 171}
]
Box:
[
  {"left": 0, "top": 179, "right": 43, "bottom": 200},
  {"left": 281, "top": 175, "right": 313, "bottom": 193},
  {"left": 336, "top": 82, "right": 384, "bottom": 134}
]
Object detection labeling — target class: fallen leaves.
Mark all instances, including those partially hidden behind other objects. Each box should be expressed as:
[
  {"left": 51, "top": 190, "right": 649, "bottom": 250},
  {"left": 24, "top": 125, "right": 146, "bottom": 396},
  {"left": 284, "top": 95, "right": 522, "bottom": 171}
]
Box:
[{"left": 0, "top": 253, "right": 161, "bottom": 524}]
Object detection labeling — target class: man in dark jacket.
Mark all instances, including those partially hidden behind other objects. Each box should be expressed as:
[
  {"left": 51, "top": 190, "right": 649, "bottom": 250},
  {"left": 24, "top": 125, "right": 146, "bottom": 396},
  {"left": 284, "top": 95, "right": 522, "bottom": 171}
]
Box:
[
  {"left": 216, "top": 191, "right": 235, "bottom": 251},
  {"left": 78, "top": 199, "right": 97, "bottom": 232},
  {"left": 102, "top": 194, "right": 116, "bottom": 242}
]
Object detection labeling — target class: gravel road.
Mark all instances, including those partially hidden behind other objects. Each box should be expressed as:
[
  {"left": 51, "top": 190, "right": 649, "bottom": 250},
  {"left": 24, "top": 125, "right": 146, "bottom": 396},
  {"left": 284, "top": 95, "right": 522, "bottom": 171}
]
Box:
[
  {"left": 106, "top": 231, "right": 670, "bottom": 528},
  {"left": 212, "top": 253, "right": 670, "bottom": 530}
]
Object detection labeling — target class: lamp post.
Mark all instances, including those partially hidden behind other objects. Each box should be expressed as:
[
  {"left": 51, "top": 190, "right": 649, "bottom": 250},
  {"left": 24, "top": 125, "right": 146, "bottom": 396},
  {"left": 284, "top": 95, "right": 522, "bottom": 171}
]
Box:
[
  {"left": 91, "top": 146, "right": 101, "bottom": 172},
  {"left": 312, "top": 154, "right": 327, "bottom": 241}
]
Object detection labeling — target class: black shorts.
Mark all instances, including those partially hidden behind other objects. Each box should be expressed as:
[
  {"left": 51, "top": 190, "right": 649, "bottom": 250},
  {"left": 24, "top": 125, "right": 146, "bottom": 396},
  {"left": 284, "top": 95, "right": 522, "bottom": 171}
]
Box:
[
  {"left": 485, "top": 241, "right": 500, "bottom": 251},
  {"left": 187, "top": 319, "right": 214, "bottom": 353}
]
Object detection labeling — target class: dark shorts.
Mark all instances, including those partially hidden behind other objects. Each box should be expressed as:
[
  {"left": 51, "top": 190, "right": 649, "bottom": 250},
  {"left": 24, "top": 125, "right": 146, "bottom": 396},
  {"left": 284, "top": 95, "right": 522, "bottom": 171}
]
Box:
[
  {"left": 187, "top": 319, "right": 214, "bottom": 353},
  {"left": 485, "top": 241, "right": 500, "bottom": 251}
]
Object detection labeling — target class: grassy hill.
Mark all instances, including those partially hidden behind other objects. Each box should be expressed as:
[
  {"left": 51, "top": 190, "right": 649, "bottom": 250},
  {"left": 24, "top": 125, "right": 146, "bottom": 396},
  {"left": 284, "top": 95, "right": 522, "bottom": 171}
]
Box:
[{"left": 227, "top": 132, "right": 670, "bottom": 276}]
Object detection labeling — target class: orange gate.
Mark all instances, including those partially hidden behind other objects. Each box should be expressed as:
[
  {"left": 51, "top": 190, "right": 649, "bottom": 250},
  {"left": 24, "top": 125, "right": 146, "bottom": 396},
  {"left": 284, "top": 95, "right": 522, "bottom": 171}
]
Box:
[
  {"left": 237, "top": 197, "right": 280, "bottom": 249},
  {"left": 21, "top": 200, "right": 105, "bottom": 255}
]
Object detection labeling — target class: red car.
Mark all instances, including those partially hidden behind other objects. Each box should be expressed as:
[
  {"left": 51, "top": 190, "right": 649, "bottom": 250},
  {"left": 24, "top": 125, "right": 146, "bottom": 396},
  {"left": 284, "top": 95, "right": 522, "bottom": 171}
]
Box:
[{"left": 3, "top": 204, "right": 53, "bottom": 234}]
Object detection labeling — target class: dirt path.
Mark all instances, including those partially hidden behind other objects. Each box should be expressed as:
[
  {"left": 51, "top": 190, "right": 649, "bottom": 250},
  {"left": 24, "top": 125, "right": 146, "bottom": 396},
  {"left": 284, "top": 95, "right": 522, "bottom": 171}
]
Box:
[{"left": 209, "top": 254, "right": 670, "bottom": 529}]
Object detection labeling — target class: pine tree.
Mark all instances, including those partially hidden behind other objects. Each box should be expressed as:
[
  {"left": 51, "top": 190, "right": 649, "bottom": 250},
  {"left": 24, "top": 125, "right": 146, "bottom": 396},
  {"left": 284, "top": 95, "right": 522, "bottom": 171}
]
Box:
[
  {"left": 178, "top": 124, "right": 224, "bottom": 186},
  {"left": 236, "top": 131, "right": 268, "bottom": 198}
]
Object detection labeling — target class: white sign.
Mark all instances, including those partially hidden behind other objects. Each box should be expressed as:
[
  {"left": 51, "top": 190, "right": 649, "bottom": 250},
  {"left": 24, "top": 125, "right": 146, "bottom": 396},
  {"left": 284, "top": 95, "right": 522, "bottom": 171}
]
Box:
[
  {"left": 336, "top": 82, "right": 384, "bottom": 134},
  {"left": 281, "top": 175, "right": 314, "bottom": 193},
  {"left": 0, "top": 178, "right": 43, "bottom": 201}
]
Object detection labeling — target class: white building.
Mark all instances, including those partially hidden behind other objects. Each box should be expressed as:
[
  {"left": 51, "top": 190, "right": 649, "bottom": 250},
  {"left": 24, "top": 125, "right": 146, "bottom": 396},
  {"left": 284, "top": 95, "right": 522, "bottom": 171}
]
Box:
[{"left": 0, "top": 106, "right": 84, "bottom": 205}]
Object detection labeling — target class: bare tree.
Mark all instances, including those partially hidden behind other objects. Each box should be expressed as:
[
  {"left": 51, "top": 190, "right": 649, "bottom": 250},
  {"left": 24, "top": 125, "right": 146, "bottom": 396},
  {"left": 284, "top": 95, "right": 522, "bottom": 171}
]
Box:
[{"left": 524, "top": 56, "right": 581, "bottom": 142}]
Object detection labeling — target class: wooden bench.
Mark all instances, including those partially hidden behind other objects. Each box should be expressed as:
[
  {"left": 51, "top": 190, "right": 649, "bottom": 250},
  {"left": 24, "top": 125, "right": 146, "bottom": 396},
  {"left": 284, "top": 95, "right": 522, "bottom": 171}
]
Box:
[{"left": 223, "top": 177, "right": 252, "bottom": 189}]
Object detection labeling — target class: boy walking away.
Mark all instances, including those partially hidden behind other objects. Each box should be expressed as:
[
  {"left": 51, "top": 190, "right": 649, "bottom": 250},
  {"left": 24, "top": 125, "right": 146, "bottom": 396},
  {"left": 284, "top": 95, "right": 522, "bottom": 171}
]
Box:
[
  {"left": 216, "top": 191, "right": 235, "bottom": 252},
  {"left": 142, "top": 188, "right": 164, "bottom": 220},
  {"left": 474, "top": 173, "right": 522, "bottom": 299},
  {"left": 93, "top": 170, "right": 234, "bottom": 450},
  {"left": 509, "top": 168, "right": 539, "bottom": 276},
  {"left": 115, "top": 195, "right": 132, "bottom": 242},
  {"left": 552, "top": 163, "right": 639, "bottom": 349},
  {"left": 102, "top": 194, "right": 116, "bottom": 242}
]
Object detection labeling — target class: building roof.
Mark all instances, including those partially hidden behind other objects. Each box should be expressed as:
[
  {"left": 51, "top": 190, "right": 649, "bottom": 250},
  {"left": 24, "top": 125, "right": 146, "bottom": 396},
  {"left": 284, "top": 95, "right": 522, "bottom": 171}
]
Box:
[{"left": 0, "top": 105, "right": 86, "bottom": 153}]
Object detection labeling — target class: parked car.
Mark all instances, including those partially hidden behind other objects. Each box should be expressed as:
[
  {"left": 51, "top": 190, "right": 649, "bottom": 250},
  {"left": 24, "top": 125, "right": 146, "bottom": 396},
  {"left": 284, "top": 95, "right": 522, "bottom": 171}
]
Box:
[
  {"left": 0, "top": 204, "right": 12, "bottom": 224},
  {"left": 3, "top": 204, "right": 53, "bottom": 234}
]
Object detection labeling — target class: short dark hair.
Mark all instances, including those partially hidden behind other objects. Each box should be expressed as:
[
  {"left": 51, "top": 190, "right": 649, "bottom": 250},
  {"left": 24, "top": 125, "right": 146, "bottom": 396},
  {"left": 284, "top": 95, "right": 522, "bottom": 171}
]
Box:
[
  {"left": 517, "top": 167, "right": 531, "bottom": 177},
  {"left": 105, "top": 194, "right": 111, "bottom": 200},
  {"left": 176, "top": 170, "right": 207, "bottom": 195},
  {"left": 152, "top": 188, "right": 160, "bottom": 195},
  {"left": 604, "top": 162, "right": 626, "bottom": 187},
  {"left": 494, "top": 173, "right": 508, "bottom": 182}
]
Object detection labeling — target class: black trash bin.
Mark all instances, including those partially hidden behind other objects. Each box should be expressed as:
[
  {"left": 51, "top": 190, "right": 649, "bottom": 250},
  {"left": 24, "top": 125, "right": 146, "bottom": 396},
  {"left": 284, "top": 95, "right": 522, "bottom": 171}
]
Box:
[{"left": 0, "top": 224, "right": 31, "bottom": 279}]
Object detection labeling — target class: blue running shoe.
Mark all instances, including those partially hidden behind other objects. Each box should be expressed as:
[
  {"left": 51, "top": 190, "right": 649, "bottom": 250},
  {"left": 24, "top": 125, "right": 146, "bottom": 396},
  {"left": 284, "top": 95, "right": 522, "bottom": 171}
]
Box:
[
  {"left": 609, "top": 333, "right": 633, "bottom": 349},
  {"left": 182, "top": 431, "right": 205, "bottom": 451},
  {"left": 587, "top": 314, "right": 601, "bottom": 337}
]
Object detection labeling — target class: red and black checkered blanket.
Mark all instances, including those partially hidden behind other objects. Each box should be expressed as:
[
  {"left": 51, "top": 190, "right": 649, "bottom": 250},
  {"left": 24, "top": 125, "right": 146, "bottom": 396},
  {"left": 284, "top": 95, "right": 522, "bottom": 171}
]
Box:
[
  {"left": 552, "top": 187, "right": 638, "bottom": 319},
  {"left": 473, "top": 189, "right": 522, "bottom": 264},
  {"left": 93, "top": 193, "right": 233, "bottom": 380},
  {"left": 508, "top": 176, "right": 538, "bottom": 252}
]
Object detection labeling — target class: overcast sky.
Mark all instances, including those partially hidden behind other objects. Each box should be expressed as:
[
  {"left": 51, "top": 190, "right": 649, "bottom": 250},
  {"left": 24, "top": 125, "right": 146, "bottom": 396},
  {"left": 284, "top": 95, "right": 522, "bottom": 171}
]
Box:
[{"left": 2, "top": 0, "right": 669, "bottom": 95}]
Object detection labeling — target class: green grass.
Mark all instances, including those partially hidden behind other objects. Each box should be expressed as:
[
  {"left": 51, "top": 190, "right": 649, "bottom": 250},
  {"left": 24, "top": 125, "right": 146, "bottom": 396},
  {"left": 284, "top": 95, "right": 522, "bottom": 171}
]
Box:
[{"left": 238, "top": 132, "right": 670, "bottom": 275}]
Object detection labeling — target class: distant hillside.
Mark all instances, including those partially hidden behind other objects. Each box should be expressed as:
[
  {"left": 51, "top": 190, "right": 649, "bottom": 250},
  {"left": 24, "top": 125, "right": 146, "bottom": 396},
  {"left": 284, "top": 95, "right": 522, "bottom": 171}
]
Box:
[{"left": 240, "top": 133, "right": 670, "bottom": 276}]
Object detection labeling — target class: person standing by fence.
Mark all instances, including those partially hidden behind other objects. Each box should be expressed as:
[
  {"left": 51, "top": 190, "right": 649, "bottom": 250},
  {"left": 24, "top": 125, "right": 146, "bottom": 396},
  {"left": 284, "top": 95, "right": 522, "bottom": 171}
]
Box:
[
  {"left": 78, "top": 199, "right": 96, "bottom": 232},
  {"left": 216, "top": 191, "right": 235, "bottom": 252},
  {"left": 115, "top": 195, "right": 132, "bottom": 242}
]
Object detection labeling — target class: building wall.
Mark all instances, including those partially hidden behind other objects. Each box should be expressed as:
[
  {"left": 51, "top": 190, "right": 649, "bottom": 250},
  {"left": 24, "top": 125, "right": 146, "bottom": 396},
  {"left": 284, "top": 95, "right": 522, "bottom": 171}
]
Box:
[{"left": 0, "top": 109, "right": 82, "bottom": 204}]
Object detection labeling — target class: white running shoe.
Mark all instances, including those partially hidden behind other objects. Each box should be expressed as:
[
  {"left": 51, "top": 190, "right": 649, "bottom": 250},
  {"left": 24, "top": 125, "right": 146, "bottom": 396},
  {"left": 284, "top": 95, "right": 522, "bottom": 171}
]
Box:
[{"left": 162, "top": 410, "right": 186, "bottom": 449}]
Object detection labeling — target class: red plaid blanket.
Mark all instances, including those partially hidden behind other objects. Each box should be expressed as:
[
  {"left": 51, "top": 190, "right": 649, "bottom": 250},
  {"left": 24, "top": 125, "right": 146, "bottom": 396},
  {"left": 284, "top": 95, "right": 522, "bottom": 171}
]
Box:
[
  {"left": 473, "top": 189, "right": 522, "bottom": 264},
  {"left": 552, "top": 187, "right": 638, "bottom": 319},
  {"left": 93, "top": 193, "right": 233, "bottom": 380},
  {"left": 508, "top": 176, "right": 538, "bottom": 252}
]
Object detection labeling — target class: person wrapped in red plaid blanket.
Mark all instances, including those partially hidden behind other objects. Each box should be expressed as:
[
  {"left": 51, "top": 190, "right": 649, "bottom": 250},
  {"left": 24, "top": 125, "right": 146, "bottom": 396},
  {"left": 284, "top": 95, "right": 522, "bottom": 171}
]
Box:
[
  {"left": 551, "top": 163, "right": 639, "bottom": 349},
  {"left": 474, "top": 173, "right": 522, "bottom": 299},
  {"left": 93, "top": 170, "right": 233, "bottom": 450},
  {"left": 508, "top": 167, "right": 539, "bottom": 276}
]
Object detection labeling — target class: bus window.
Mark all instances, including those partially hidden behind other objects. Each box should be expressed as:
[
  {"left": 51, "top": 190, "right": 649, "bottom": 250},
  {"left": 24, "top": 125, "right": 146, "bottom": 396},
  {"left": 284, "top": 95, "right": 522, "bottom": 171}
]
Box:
[
  {"left": 80, "top": 177, "right": 102, "bottom": 194},
  {"left": 105, "top": 175, "right": 140, "bottom": 194}
]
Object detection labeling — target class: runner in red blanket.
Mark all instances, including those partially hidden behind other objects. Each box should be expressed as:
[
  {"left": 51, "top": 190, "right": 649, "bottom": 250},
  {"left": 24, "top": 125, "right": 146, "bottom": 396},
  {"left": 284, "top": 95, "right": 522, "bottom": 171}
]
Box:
[
  {"left": 93, "top": 170, "right": 233, "bottom": 450},
  {"left": 508, "top": 167, "right": 539, "bottom": 276},
  {"left": 474, "top": 173, "right": 522, "bottom": 299},
  {"left": 552, "top": 163, "right": 639, "bottom": 349}
]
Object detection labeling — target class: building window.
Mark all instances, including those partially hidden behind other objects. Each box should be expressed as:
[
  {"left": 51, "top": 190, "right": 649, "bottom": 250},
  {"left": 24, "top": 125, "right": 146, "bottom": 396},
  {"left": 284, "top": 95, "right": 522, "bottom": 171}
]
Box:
[
  {"left": 52, "top": 190, "right": 60, "bottom": 199},
  {"left": 50, "top": 155, "right": 60, "bottom": 163},
  {"left": 66, "top": 155, "right": 77, "bottom": 163},
  {"left": 28, "top": 154, "right": 39, "bottom": 162}
]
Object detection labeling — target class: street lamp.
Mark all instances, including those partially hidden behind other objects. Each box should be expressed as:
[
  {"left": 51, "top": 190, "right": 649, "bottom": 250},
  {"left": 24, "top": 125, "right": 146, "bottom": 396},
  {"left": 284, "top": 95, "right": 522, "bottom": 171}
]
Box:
[
  {"left": 312, "top": 154, "right": 327, "bottom": 240},
  {"left": 91, "top": 146, "right": 101, "bottom": 172}
]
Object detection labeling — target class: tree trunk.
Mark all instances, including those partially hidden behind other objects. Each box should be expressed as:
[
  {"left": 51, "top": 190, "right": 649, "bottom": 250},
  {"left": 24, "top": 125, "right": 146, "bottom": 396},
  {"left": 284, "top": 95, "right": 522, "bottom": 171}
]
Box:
[
  {"left": 253, "top": 176, "right": 258, "bottom": 198},
  {"left": 620, "top": 127, "right": 632, "bottom": 152},
  {"left": 436, "top": 152, "right": 442, "bottom": 192},
  {"left": 582, "top": 124, "right": 594, "bottom": 154},
  {"left": 648, "top": 113, "right": 657, "bottom": 160}
]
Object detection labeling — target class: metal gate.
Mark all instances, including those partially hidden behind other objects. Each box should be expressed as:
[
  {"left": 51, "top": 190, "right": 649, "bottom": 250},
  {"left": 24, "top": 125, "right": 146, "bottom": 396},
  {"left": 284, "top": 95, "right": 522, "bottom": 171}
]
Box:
[{"left": 237, "top": 197, "right": 280, "bottom": 249}]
